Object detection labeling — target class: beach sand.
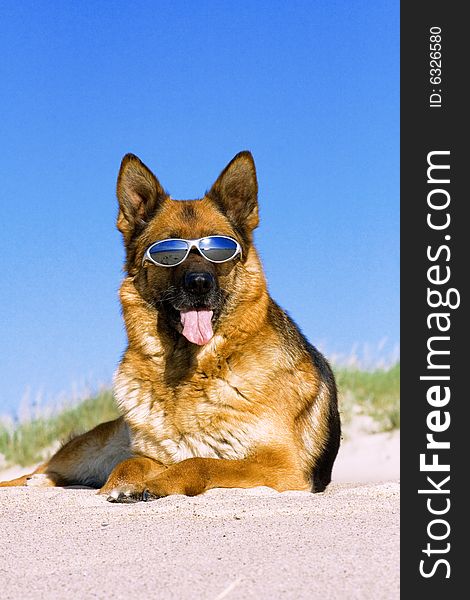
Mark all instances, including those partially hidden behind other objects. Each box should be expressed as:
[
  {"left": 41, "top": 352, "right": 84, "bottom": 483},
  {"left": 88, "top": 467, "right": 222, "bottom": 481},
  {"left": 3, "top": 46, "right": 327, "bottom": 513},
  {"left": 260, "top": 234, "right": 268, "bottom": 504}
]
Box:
[{"left": 0, "top": 429, "right": 399, "bottom": 599}]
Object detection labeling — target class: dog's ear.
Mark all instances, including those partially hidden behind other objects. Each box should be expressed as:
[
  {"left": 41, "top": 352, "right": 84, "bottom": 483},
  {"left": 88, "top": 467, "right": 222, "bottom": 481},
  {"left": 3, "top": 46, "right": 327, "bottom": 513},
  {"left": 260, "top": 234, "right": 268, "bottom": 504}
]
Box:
[
  {"left": 116, "top": 154, "right": 168, "bottom": 243},
  {"left": 207, "top": 151, "right": 259, "bottom": 233}
]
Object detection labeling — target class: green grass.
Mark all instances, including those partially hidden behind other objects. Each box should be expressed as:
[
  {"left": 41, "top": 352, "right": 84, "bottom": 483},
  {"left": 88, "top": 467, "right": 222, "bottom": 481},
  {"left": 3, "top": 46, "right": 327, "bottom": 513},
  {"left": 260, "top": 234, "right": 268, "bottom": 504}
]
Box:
[
  {"left": 0, "top": 363, "right": 400, "bottom": 468},
  {"left": 0, "top": 389, "right": 119, "bottom": 467},
  {"left": 335, "top": 362, "right": 400, "bottom": 432}
]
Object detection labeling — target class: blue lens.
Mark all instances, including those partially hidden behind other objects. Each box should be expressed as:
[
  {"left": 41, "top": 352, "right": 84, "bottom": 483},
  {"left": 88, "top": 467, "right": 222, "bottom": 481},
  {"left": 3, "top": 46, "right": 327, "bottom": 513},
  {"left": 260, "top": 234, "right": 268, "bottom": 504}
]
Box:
[
  {"left": 148, "top": 239, "right": 189, "bottom": 265},
  {"left": 199, "top": 237, "right": 239, "bottom": 262}
]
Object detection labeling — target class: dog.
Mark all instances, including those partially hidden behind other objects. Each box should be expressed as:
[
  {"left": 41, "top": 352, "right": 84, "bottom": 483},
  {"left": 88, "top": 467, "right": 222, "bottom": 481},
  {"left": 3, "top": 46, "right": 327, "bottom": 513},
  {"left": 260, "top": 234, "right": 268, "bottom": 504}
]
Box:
[{"left": 0, "top": 151, "right": 340, "bottom": 501}]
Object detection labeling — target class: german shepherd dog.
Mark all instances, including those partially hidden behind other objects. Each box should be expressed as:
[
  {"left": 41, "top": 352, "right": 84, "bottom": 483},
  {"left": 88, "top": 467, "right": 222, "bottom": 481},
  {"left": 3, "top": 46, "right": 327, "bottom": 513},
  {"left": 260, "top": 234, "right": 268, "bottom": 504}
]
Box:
[{"left": 1, "top": 152, "right": 340, "bottom": 501}]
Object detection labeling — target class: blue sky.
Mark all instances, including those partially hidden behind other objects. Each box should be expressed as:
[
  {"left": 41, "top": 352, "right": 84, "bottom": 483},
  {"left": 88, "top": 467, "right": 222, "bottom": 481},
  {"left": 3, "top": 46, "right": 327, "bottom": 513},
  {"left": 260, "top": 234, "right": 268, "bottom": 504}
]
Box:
[{"left": 0, "top": 1, "right": 399, "bottom": 414}]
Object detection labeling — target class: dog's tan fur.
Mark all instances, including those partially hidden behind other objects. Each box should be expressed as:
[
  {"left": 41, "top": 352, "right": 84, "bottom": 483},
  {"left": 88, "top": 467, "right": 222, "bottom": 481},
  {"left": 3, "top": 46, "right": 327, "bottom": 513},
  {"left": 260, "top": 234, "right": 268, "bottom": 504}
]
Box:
[{"left": 1, "top": 152, "right": 340, "bottom": 501}]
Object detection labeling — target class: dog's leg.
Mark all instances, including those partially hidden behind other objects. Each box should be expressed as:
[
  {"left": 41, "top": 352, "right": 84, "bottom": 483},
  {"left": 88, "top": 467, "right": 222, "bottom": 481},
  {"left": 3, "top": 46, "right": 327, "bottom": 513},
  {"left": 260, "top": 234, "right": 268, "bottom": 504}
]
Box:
[
  {"left": 0, "top": 461, "right": 61, "bottom": 487},
  {"left": 0, "top": 470, "right": 41, "bottom": 487},
  {"left": 101, "top": 448, "right": 309, "bottom": 502},
  {"left": 0, "top": 417, "right": 132, "bottom": 488},
  {"left": 99, "top": 456, "right": 168, "bottom": 502}
]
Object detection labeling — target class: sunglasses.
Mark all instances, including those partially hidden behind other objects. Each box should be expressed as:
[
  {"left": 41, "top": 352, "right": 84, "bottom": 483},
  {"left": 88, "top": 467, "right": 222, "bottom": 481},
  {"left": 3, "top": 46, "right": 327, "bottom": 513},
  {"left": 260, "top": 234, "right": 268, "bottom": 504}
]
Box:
[{"left": 142, "top": 235, "right": 242, "bottom": 267}]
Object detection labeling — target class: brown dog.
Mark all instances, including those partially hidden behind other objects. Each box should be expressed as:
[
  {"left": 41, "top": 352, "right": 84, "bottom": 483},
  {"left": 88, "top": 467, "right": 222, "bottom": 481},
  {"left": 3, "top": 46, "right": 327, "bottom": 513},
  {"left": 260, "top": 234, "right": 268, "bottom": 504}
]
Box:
[{"left": 1, "top": 152, "right": 340, "bottom": 501}]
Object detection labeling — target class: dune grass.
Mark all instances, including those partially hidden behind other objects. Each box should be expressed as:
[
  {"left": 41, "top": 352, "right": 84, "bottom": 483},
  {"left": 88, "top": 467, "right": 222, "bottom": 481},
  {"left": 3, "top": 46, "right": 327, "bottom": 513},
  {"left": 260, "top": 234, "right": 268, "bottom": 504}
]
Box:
[
  {"left": 0, "top": 390, "right": 119, "bottom": 467},
  {"left": 0, "top": 363, "right": 399, "bottom": 468},
  {"left": 336, "top": 362, "right": 400, "bottom": 432}
]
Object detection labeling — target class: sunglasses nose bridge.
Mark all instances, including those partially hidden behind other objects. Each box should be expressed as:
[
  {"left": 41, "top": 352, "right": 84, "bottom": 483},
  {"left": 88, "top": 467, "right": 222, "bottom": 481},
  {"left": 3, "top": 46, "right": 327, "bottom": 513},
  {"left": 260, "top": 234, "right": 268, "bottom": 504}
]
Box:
[{"left": 185, "top": 239, "right": 204, "bottom": 260}]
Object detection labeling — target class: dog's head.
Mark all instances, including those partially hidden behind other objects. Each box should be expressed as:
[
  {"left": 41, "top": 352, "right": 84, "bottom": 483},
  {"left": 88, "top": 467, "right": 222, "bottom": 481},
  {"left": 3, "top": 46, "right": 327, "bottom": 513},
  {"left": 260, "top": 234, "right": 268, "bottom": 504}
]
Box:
[{"left": 116, "top": 151, "right": 260, "bottom": 346}]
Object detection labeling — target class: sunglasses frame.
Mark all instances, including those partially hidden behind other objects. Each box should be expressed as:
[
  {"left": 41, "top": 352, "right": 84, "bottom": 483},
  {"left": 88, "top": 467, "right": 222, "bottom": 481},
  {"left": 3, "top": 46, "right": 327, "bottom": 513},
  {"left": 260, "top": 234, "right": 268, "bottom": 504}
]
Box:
[{"left": 142, "top": 235, "right": 242, "bottom": 267}]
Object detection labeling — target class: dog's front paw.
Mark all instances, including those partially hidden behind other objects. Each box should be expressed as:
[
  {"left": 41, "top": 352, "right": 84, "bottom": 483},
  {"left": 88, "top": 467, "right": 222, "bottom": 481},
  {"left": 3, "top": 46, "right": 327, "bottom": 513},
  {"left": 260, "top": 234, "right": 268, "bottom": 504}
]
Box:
[
  {"left": 98, "top": 456, "right": 169, "bottom": 502},
  {"left": 100, "top": 485, "right": 160, "bottom": 503}
]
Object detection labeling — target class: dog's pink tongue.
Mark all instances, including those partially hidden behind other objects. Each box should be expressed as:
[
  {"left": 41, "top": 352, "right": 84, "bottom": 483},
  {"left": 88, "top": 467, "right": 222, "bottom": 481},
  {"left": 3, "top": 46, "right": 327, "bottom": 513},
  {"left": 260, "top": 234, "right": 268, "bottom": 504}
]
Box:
[{"left": 180, "top": 310, "right": 214, "bottom": 345}]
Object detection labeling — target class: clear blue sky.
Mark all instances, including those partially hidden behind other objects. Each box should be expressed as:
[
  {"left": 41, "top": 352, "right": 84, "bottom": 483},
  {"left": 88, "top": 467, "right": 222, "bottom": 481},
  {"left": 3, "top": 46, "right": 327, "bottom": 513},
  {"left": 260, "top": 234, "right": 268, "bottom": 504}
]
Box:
[{"left": 0, "top": 1, "right": 399, "bottom": 415}]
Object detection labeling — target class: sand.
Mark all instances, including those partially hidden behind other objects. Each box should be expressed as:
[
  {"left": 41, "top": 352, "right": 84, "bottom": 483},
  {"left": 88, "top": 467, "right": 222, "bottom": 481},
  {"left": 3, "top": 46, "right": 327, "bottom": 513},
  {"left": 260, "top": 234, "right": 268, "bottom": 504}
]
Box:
[{"left": 0, "top": 431, "right": 399, "bottom": 599}]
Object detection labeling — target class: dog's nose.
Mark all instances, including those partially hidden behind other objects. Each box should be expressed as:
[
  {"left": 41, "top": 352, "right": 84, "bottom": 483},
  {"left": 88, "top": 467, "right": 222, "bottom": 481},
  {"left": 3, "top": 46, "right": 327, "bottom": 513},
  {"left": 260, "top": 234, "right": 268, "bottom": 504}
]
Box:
[{"left": 184, "top": 272, "right": 215, "bottom": 294}]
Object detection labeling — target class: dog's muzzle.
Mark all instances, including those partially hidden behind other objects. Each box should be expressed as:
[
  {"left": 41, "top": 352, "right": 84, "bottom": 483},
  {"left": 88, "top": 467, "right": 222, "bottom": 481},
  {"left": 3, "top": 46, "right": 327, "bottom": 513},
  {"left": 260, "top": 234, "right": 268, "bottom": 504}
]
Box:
[{"left": 183, "top": 271, "right": 215, "bottom": 295}]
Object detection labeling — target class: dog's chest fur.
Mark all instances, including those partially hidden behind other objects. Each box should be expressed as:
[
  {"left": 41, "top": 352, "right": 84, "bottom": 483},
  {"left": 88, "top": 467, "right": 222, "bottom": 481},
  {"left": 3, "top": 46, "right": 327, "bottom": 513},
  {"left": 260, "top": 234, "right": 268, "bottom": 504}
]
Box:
[{"left": 114, "top": 351, "right": 275, "bottom": 465}]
